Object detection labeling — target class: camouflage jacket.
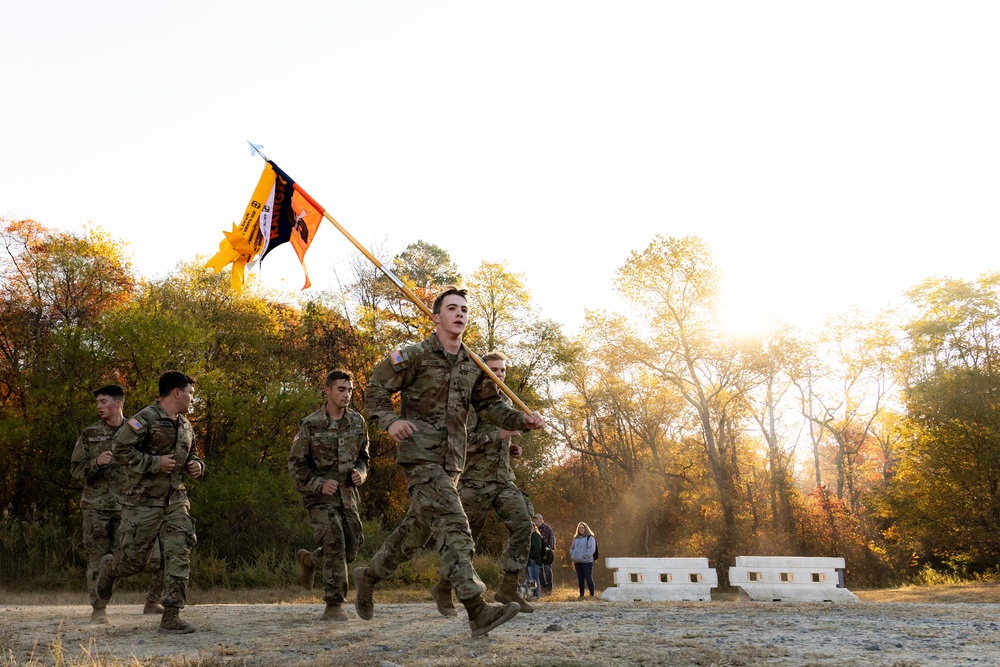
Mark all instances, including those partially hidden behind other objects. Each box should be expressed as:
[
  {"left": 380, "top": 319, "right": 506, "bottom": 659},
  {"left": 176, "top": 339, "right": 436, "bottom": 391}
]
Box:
[
  {"left": 70, "top": 419, "right": 126, "bottom": 512},
  {"left": 288, "top": 405, "right": 370, "bottom": 512},
  {"left": 463, "top": 394, "right": 516, "bottom": 483},
  {"left": 113, "top": 401, "right": 204, "bottom": 507},
  {"left": 364, "top": 333, "right": 526, "bottom": 474}
]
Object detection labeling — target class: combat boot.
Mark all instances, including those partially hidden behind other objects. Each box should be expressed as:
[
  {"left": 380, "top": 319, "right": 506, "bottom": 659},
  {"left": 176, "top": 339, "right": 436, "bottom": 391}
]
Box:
[
  {"left": 494, "top": 572, "right": 534, "bottom": 613},
  {"left": 322, "top": 603, "right": 349, "bottom": 621},
  {"left": 353, "top": 566, "right": 380, "bottom": 620},
  {"left": 297, "top": 549, "right": 316, "bottom": 589},
  {"left": 159, "top": 606, "right": 196, "bottom": 634},
  {"left": 143, "top": 600, "right": 165, "bottom": 615},
  {"left": 430, "top": 579, "right": 458, "bottom": 617},
  {"left": 463, "top": 594, "right": 519, "bottom": 638},
  {"left": 96, "top": 554, "right": 116, "bottom": 603},
  {"left": 90, "top": 606, "right": 109, "bottom": 624}
]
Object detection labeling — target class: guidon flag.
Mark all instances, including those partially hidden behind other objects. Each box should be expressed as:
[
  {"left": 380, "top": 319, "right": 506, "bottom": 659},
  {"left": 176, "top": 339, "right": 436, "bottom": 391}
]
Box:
[{"left": 206, "top": 161, "right": 324, "bottom": 292}]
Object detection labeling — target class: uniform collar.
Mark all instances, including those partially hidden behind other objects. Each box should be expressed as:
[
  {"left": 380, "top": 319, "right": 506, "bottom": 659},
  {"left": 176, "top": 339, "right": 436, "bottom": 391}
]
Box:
[{"left": 429, "top": 332, "right": 468, "bottom": 360}]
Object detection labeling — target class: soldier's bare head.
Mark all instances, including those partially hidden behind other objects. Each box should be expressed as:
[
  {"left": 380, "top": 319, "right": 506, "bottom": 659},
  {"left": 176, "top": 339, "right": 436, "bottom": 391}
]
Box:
[
  {"left": 432, "top": 286, "right": 468, "bottom": 314},
  {"left": 483, "top": 351, "right": 507, "bottom": 379},
  {"left": 158, "top": 371, "right": 196, "bottom": 418},
  {"left": 323, "top": 369, "right": 354, "bottom": 415},
  {"left": 325, "top": 369, "right": 354, "bottom": 387},
  {"left": 94, "top": 384, "right": 124, "bottom": 423},
  {"left": 159, "top": 371, "right": 196, "bottom": 398}
]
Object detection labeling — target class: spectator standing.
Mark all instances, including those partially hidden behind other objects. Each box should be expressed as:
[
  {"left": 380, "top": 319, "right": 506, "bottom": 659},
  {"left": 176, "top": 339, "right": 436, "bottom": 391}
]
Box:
[
  {"left": 533, "top": 514, "right": 555, "bottom": 594},
  {"left": 525, "top": 523, "right": 544, "bottom": 600},
  {"left": 569, "top": 522, "right": 597, "bottom": 599}
]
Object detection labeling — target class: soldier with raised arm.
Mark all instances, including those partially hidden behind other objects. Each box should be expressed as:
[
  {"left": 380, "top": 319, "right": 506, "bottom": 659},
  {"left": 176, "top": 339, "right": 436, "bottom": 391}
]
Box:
[
  {"left": 355, "top": 287, "right": 546, "bottom": 638},
  {"left": 96, "top": 371, "right": 204, "bottom": 633},
  {"left": 70, "top": 384, "right": 164, "bottom": 624}
]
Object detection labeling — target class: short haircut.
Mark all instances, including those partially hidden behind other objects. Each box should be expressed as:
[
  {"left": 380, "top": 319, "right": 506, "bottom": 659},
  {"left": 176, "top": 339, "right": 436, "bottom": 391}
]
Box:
[
  {"left": 483, "top": 351, "right": 507, "bottom": 363},
  {"left": 158, "top": 371, "right": 196, "bottom": 397},
  {"left": 325, "top": 369, "right": 354, "bottom": 386},
  {"left": 93, "top": 384, "right": 125, "bottom": 400},
  {"left": 432, "top": 286, "right": 468, "bottom": 314}
]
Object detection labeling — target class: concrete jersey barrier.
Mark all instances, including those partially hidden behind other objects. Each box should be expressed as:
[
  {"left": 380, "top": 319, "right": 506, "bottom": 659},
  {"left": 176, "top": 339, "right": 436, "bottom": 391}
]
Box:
[
  {"left": 599, "top": 557, "right": 718, "bottom": 601},
  {"left": 728, "top": 556, "right": 859, "bottom": 602}
]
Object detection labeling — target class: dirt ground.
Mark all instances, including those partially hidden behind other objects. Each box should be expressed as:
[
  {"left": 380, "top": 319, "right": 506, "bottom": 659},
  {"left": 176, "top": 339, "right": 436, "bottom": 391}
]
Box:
[{"left": 3, "top": 587, "right": 1000, "bottom": 666}]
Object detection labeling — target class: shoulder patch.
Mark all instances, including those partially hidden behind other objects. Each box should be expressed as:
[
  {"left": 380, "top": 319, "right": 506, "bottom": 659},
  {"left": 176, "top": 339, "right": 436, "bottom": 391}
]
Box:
[
  {"left": 389, "top": 349, "right": 409, "bottom": 370},
  {"left": 293, "top": 432, "right": 300, "bottom": 443},
  {"left": 127, "top": 417, "right": 145, "bottom": 432}
]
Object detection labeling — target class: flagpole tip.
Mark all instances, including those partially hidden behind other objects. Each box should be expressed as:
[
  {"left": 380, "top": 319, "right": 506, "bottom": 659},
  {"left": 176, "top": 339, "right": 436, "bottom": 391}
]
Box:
[{"left": 247, "top": 141, "right": 267, "bottom": 160}]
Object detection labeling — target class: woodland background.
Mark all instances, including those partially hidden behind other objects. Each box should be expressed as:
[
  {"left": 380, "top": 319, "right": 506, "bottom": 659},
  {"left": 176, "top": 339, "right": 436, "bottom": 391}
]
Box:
[{"left": 2, "top": 216, "right": 998, "bottom": 592}]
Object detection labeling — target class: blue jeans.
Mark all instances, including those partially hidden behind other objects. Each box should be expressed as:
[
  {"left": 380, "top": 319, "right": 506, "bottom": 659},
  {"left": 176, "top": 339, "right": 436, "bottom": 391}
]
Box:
[
  {"left": 526, "top": 561, "right": 542, "bottom": 599},
  {"left": 574, "top": 561, "right": 595, "bottom": 596},
  {"left": 540, "top": 563, "right": 553, "bottom": 590}
]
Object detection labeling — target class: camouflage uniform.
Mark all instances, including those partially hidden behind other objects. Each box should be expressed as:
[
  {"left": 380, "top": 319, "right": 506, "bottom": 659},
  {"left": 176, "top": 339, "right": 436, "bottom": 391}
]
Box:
[
  {"left": 288, "top": 405, "right": 370, "bottom": 606},
  {"left": 364, "top": 333, "right": 527, "bottom": 602},
  {"left": 70, "top": 419, "right": 164, "bottom": 609},
  {"left": 109, "top": 401, "right": 204, "bottom": 609},
  {"left": 461, "top": 397, "right": 534, "bottom": 576}
]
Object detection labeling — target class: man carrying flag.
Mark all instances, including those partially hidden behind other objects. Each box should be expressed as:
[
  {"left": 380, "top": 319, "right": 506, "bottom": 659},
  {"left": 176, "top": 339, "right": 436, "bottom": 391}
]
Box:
[{"left": 356, "top": 287, "right": 547, "bottom": 638}]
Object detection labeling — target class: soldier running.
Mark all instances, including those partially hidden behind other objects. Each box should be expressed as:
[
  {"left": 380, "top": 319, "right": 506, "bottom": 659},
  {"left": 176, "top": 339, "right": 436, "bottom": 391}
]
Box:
[
  {"left": 289, "top": 369, "right": 370, "bottom": 621},
  {"left": 96, "top": 371, "right": 204, "bottom": 633},
  {"left": 70, "top": 384, "right": 165, "bottom": 624},
  {"left": 356, "top": 286, "right": 546, "bottom": 637},
  {"left": 431, "top": 351, "right": 535, "bottom": 616}
]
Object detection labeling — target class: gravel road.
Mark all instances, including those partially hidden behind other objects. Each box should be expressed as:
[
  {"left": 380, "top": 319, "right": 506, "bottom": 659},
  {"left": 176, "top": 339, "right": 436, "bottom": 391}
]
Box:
[{"left": 2, "top": 597, "right": 1000, "bottom": 666}]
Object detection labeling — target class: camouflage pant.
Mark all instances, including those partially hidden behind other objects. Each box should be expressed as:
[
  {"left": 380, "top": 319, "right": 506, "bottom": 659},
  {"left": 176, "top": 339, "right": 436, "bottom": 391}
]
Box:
[
  {"left": 82, "top": 508, "right": 164, "bottom": 608},
  {"left": 370, "top": 465, "right": 485, "bottom": 601},
  {"left": 307, "top": 503, "right": 364, "bottom": 605},
  {"left": 459, "top": 480, "right": 534, "bottom": 575},
  {"left": 112, "top": 501, "right": 196, "bottom": 608}
]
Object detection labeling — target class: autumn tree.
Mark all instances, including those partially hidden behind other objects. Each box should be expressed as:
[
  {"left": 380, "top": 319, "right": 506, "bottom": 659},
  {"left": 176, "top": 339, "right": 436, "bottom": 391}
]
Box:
[
  {"left": 609, "top": 235, "right": 763, "bottom": 566},
  {"left": 0, "top": 219, "right": 135, "bottom": 520},
  {"left": 889, "top": 274, "right": 1000, "bottom": 572}
]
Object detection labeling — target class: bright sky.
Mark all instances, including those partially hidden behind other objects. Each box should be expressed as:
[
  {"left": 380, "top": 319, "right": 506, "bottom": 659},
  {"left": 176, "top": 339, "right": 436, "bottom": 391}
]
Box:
[{"left": 2, "top": 2, "right": 998, "bottom": 336}]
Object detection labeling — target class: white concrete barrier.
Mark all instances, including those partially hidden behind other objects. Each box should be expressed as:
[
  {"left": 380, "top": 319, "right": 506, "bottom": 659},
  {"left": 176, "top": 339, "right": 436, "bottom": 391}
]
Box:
[
  {"left": 600, "top": 557, "right": 717, "bottom": 601},
  {"left": 728, "top": 556, "right": 859, "bottom": 602}
]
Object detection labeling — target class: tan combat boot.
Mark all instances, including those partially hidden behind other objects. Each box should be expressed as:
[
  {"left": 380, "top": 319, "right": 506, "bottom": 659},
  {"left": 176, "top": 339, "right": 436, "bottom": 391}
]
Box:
[
  {"left": 352, "top": 567, "right": 379, "bottom": 620},
  {"left": 297, "top": 549, "right": 316, "bottom": 590},
  {"left": 159, "top": 606, "right": 196, "bottom": 634},
  {"left": 463, "top": 594, "right": 520, "bottom": 638},
  {"left": 95, "top": 554, "right": 116, "bottom": 603},
  {"left": 322, "top": 603, "right": 349, "bottom": 621},
  {"left": 493, "top": 572, "right": 534, "bottom": 613},
  {"left": 90, "top": 605, "right": 109, "bottom": 624},
  {"left": 143, "top": 600, "right": 165, "bottom": 615},
  {"left": 430, "top": 579, "right": 458, "bottom": 617}
]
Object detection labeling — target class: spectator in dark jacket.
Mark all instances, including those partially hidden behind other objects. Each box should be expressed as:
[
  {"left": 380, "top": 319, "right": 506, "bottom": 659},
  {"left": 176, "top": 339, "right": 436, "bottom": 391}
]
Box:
[
  {"left": 526, "top": 524, "right": 544, "bottom": 600},
  {"left": 533, "top": 513, "right": 555, "bottom": 594}
]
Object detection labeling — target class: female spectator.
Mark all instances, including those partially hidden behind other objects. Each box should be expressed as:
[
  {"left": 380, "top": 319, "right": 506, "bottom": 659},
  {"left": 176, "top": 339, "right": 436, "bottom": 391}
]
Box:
[
  {"left": 569, "top": 522, "right": 597, "bottom": 599},
  {"left": 525, "top": 523, "right": 544, "bottom": 600}
]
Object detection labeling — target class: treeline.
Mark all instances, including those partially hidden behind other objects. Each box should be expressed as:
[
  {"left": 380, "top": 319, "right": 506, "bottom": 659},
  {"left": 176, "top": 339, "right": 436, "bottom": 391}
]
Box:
[{"left": 1, "top": 219, "right": 998, "bottom": 589}]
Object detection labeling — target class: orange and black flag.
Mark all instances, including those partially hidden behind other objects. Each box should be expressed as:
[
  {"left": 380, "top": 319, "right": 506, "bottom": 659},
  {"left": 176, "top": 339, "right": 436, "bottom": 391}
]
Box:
[{"left": 206, "top": 161, "right": 324, "bottom": 292}]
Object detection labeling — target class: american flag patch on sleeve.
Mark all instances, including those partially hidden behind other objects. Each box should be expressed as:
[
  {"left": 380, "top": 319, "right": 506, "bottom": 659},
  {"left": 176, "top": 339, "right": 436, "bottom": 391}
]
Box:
[
  {"left": 390, "top": 350, "right": 404, "bottom": 365},
  {"left": 127, "top": 417, "right": 144, "bottom": 431}
]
